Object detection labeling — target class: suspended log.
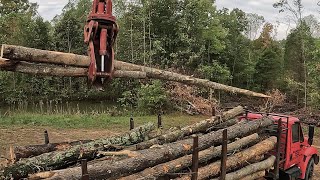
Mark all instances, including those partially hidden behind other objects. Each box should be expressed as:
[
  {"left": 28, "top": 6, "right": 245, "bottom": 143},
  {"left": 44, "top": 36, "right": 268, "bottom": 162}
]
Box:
[
  {"left": 10, "top": 140, "right": 93, "bottom": 161},
  {"left": 1, "top": 45, "right": 270, "bottom": 98},
  {"left": 180, "top": 137, "right": 277, "bottom": 180},
  {"left": 136, "top": 106, "right": 244, "bottom": 150},
  {"left": 2, "top": 122, "right": 155, "bottom": 180},
  {"left": 30, "top": 117, "right": 273, "bottom": 180},
  {"left": 0, "top": 59, "right": 147, "bottom": 79},
  {"left": 240, "top": 171, "right": 265, "bottom": 180},
  {"left": 1, "top": 44, "right": 90, "bottom": 67},
  {"left": 120, "top": 133, "right": 259, "bottom": 180},
  {"left": 212, "top": 156, "right": 275, "bottom": 180}
]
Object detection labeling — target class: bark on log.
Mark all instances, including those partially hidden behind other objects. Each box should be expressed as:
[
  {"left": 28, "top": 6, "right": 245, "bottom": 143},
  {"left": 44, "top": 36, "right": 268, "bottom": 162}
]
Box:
[
  {"left": 2, "top": 122, "right": 155, "bottom": 180},
  {"left": 0, "top": 59, "right": 147, "bottom": 79},
  {"left": 136, "top": 106, "right": 244, "bottom": 150},
  {"left": 180, "top": 137, "right": 277, "bottom": 180},
  {"left": 34, "top": 117, "right": 273, "bottom": 180},
  {"left": 120, "top": 133, "right": 260, "bottom": 180},
  {"left": 1, "top": 44, "right": 90, "bottom": 67},
  {"left": 10, "top": 140, "right": 93, "bottom": 161},
  {"left": 240, "top": 171, "right": 265, "bottom": 180},
  {"left": 212, "top": 156, "right": 275, "bottom": 180},
  {"left": 206, "top": 118, "right": 238, "bottom": 132},
  {"left": 1, "top": 45, "right": 270, "bottom": 98}
]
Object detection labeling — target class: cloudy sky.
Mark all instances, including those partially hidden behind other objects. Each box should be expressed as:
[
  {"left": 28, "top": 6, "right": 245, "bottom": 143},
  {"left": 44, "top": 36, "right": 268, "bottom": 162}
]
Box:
[{"left": 30, "top": 0, "right": 320, "bottom": 39}]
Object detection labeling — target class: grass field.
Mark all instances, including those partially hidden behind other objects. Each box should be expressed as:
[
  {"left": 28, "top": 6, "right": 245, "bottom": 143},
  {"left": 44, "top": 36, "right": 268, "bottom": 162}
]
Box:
[{"left": 0, "top": 112, "right": 207, "bottom": 130}]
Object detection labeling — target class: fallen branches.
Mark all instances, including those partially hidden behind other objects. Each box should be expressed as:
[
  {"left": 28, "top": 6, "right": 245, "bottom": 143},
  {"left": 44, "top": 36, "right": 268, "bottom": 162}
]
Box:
[
  {"left": 0, "top": 45, "right": 270, "bottom": 98},
  {"left": 2, "top": 122, "right": 155, "bottom": 179}
]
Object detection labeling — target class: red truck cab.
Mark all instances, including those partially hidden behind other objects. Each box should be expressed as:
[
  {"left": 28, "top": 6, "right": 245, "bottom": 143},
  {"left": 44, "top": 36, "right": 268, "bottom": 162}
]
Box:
[{"left": 241, "top": 112, "right": 319, "bottom": 180}]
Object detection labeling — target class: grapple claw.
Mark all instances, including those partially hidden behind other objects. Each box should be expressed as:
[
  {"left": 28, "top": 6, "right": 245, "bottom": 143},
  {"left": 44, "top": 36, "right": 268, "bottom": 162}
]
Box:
[{"left": 84, "top": 0, "right": 118, "bottom": 86}]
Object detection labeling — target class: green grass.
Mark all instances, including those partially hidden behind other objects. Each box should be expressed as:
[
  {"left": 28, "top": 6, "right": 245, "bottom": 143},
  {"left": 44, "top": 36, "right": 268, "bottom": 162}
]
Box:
[{"left": 0, "top": 112, "right": 208, "bottom": 130}]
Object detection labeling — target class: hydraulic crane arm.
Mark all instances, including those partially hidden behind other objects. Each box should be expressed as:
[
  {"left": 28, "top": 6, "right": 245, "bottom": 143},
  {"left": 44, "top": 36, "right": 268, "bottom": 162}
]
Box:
[{"left": 84, "top": 0, "right": 118, "bottom": 87}]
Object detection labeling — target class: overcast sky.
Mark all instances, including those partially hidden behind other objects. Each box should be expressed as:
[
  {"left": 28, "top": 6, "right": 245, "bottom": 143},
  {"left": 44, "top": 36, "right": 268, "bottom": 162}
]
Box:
[{"left": 29, "top": 0, "right": 320, "bottom": 39}]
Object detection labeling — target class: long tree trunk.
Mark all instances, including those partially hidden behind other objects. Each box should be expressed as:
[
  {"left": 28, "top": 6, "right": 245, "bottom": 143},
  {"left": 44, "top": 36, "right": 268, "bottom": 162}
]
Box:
[
  {"left": 1, "top": 45, "right": 270, "bottom": 98},
  {"left": 0, "top": 59, "right": 147, "bottom": 79},
  {"left": 28, "top": 117, "right": 273, "bottom": 180},
  {"left": 120, "top": 133, "right": 259, "bottom": 180},
  {"left": 180, "top": 137, "right": 277, "bottom": 180},
  {"left": 211, "top": 156, "right": 275, "bottom": 180},
  {"left": 2, "top": 122, "right": 155, "bottom": 180},
  {"left": 10, "top": 140, "right": 93, "bottom": 161},
  {"left": 136, "top": 106, "right": 244, "bottom": 150}
]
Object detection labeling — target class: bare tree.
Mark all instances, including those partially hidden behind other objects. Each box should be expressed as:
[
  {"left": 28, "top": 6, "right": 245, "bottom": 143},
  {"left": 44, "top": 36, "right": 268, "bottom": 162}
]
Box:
[{"left": 245, "top": 13, "right": 265, "bottom": 40}]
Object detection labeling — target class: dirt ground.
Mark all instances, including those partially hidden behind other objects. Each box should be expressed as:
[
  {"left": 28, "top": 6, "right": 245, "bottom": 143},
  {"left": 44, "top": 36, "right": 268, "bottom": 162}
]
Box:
[
  {"left": 0, "top": 126, "right": 320, "bottom": 179},
  {"left": 0, "top": 126, "right": 122, "bottom": 168}
]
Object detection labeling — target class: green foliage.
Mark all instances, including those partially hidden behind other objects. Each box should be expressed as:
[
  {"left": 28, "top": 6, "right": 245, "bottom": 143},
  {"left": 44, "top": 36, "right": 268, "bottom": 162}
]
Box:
[
  {"left": 118, "top": 80, "right": 169, "bottom": 113},
  {"left": 197, "top": 62, "right": 231, "bottom": 83},
  {"left": 137, "top": 80, "right": 169, "bottom": 113},
  {"left": 254, "top": 44, "right": 283, "bottom": 91}
]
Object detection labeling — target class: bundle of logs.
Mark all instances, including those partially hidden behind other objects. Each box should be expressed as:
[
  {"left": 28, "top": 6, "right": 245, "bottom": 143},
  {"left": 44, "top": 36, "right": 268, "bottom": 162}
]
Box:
[
  {"left": 1, "top": 106, "right": 278, "bottom": 180},
  {"left": 0, "top": 44, "right": 270, "bottom": 98}
]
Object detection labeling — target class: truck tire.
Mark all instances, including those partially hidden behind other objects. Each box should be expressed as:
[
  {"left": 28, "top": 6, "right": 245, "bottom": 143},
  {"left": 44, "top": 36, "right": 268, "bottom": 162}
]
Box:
[{"left": 305, "top": 158, "right": 315, "bottom": 180}]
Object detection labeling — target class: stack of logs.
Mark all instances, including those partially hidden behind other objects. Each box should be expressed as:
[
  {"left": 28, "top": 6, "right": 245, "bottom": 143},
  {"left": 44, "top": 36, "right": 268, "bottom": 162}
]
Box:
[{"left": 0, "top": 106, "right": 278, "bottom": 180}]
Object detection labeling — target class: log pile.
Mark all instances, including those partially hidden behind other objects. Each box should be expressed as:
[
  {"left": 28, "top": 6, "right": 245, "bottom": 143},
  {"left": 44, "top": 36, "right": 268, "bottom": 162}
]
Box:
[
  {"left": 0, "top": 44, "right": 270, "bottom": 98},
  {"left": 0, "top": 106, "right": 279, "bottom": 180}
]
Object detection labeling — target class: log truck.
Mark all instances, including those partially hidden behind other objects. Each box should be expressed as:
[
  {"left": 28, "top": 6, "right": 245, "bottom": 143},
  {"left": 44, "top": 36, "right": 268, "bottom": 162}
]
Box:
[
  {"left": 242, "top": 112, "right": 319, "bottom": 180},
  {"left": 82, "top": 1, "right": 319, "bottom": 179}
]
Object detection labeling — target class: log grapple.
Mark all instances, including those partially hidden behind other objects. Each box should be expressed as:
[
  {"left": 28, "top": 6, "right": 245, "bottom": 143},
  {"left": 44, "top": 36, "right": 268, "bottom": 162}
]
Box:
[{"left": 84, "top": 0, "right": 118, "bottom": 87}]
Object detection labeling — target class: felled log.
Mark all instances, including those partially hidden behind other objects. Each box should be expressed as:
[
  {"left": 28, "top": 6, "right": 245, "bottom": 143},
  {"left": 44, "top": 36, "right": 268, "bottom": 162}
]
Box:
[
  {"left": 180, "top": 137, "right": 277, "bottom": 180},
  {"left": 206, "top": 118, "right": 238, "bottom": 132},
  {"left": 10, "top": 140, "right": 93, "bottom": 161},
  {"left": 2, "top": 122, "right": 155, "bottom": 180},
  {"left": 212, "top": 156, "right": 275, "bottom": 180},
  {"left": 32, "top": 117, "right": 273, "bottom": 180},
  {"left": 240, "top": 171, "right": 265, "bottom": 180},
  {"left": 136, "top": 106, "right": 244, "bottom": 150},
  {"left": 120, "top": 133, "right": 259, "bottom": 180},
  {"left": 0, "top": 59, "right": 147, "bottom": 79},
  {"left": 1, "top": 45, "right": 270, "bottom": 98}
]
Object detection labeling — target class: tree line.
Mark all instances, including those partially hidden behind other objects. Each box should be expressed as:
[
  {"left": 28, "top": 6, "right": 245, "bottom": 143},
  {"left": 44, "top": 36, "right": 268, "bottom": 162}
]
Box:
[{"left": 0, "top": 0, "right": 320, "bottom": 111}]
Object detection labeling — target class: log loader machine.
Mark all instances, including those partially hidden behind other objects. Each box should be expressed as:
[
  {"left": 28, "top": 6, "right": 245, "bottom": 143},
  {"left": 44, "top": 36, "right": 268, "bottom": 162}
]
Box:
[{"left": 242, "top": 112, "right": 319, "bottom": 180}]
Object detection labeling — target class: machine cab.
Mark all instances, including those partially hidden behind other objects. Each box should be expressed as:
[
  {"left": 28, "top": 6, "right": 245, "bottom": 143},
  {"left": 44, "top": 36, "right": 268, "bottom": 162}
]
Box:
[{"left": 240, "top": 112, "right": 319, "bottom": 180}]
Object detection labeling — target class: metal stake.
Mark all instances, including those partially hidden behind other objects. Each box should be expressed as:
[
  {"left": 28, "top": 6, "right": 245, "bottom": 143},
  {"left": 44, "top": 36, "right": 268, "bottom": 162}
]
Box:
[
  {"left": 191, "top": 135, "right": 199, "bottom": 180},
  {"left": 158, "top": 113, "right": 162, "bottom": 128},
  {"left": 44, "top": 130, "right": 49, "bottom": 144},
  {"left": 81, "top": 159, "right": 89, "bottom": 180},
  {"left": 220, "top": 129, "right": 227, "bottom": 180},
  {"left": 130, "top": 117, "right": 134, "bottom": 130},
  {"left": 273, "top": 118, "right": 282, "bottom": 179}
]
